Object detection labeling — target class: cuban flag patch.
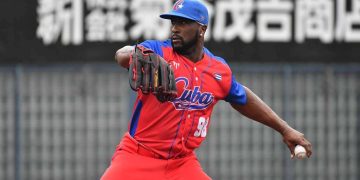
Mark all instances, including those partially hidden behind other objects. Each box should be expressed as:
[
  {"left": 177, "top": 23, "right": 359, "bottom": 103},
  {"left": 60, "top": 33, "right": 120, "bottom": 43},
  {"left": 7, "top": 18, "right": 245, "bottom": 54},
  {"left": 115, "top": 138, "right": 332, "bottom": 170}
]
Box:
[{"left": 214, "top": 73, "right": 222, "bottom": 81}]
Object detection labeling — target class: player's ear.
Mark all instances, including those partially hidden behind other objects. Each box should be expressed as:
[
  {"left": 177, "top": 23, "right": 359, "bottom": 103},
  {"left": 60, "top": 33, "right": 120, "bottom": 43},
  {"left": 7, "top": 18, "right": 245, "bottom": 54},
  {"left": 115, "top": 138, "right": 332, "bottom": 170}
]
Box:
[{"left": 199, "top": 26, "right": 207, "bottom": 37}]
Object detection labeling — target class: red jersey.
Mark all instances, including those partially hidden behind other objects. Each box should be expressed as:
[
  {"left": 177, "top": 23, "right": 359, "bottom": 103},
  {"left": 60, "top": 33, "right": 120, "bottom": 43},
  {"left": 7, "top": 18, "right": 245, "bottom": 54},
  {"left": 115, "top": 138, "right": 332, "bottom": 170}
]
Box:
[{"left": 126, "top": 39, "right": 247, "bottom": 159}]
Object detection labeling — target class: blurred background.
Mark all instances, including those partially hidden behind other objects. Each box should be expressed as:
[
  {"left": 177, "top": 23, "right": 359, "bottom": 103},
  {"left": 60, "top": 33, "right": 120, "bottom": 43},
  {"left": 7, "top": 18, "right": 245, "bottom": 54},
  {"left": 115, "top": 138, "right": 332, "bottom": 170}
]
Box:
[{"left": 1, "top": 0, "right": 359, "bottom": 180}]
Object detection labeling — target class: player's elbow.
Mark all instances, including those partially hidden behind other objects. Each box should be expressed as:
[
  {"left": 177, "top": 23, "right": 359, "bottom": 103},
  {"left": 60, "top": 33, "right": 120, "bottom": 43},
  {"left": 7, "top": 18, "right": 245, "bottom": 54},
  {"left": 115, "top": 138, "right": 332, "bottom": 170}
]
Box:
[{"left": 115, "top": 45, "right": 133, "bottom": 69}]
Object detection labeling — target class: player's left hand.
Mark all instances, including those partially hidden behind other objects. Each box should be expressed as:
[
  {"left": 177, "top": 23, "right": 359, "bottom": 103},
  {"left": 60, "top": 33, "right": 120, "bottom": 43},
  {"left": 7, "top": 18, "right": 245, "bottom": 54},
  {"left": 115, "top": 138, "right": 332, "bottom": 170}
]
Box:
[
  {"left": 281, "top": 127, "right": 312, "bottom": 159},
  {"left": 129, "top": 45, "right": 177, "bottom": 103}
]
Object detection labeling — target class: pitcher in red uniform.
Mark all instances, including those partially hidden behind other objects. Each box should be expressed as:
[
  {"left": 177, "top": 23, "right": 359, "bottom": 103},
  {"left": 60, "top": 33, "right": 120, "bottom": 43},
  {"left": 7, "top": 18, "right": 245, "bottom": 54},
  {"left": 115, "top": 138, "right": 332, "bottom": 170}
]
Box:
[{"left": 101, "top": 0, "right": 312, "bottom": 179}]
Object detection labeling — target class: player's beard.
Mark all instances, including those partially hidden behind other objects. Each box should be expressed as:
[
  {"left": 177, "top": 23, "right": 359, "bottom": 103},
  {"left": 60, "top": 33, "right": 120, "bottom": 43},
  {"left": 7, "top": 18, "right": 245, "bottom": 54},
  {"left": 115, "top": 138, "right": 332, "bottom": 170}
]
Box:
[{"left": 172, "top": 30, "right": 199, "bottom": 55}]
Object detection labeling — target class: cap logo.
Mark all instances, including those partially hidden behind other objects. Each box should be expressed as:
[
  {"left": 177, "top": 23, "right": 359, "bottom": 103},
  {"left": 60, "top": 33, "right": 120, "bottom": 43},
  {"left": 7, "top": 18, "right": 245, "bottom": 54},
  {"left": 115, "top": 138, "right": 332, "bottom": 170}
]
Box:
[{"left": 173, "top": 0, "right": 184, "bottom": 10}]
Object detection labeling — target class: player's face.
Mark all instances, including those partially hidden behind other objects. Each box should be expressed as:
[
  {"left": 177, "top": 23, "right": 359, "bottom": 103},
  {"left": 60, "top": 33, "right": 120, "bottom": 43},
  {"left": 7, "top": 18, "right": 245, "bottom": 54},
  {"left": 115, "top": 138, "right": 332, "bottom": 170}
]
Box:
[{"left": 170, "top": 18, "right": 202, "bottom": 54}]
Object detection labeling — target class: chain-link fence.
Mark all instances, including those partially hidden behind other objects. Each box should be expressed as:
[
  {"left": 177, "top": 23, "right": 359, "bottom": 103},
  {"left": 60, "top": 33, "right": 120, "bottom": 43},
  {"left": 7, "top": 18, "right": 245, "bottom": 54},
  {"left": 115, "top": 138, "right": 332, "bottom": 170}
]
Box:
[{"left": 0, "top": 64, "right": 359, "bottom": 180}]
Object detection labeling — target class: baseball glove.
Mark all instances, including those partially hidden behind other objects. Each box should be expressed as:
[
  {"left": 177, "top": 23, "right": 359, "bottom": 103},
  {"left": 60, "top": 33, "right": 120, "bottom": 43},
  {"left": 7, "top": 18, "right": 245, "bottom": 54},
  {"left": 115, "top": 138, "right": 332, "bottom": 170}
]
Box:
[{"left": 129, "top": 45, "right": 177, "bottom": 102}]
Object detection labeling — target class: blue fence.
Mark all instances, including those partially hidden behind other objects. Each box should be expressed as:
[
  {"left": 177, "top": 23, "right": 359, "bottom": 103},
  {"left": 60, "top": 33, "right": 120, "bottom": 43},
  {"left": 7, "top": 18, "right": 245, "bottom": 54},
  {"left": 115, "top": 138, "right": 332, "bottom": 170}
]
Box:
[{"left": 0, "top": 63, "right": 359, "bottom": 180}]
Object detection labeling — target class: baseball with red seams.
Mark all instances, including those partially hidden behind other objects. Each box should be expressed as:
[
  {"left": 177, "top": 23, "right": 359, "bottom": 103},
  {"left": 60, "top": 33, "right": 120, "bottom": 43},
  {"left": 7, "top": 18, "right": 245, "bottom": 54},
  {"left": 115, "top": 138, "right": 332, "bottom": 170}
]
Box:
[{"left": 294, "top": 145, "right": 307, "bottom": 159}]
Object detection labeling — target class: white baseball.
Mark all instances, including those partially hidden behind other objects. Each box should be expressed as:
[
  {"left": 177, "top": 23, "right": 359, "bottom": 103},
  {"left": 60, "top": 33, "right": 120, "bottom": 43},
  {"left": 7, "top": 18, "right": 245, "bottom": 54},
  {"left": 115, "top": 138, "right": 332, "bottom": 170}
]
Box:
[{"left": 294, "top": 145, "right": 307, "bottom": 159}]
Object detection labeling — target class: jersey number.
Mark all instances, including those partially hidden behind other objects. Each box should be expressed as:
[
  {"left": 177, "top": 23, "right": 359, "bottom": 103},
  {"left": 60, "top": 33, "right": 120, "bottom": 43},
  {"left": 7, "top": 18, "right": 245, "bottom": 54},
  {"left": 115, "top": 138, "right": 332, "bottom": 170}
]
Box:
[{"left": 194, "top": 117, "right": 209, "bottom": 138}]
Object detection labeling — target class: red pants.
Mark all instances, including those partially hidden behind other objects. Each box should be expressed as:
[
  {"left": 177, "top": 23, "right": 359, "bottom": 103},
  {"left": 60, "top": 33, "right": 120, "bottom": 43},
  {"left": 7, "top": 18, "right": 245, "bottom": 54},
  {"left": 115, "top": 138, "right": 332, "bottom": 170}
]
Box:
[{"left": 101, "top": 135, "right": 211, "bottom": 180}]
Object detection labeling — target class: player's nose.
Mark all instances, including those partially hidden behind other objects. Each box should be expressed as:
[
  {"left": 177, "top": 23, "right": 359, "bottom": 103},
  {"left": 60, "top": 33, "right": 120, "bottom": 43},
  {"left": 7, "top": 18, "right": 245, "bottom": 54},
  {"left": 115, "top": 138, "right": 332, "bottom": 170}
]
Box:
[{"left": 171, "top": 24, "right": 180, "bottom": 34}]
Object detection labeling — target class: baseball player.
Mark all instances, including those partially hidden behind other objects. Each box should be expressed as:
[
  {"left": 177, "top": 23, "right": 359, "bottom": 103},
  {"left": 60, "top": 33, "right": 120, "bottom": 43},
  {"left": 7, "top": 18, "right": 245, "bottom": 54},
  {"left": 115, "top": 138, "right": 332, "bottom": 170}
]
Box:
[{"left": 101, "top": 0, "right": 312, "bottom": 179}]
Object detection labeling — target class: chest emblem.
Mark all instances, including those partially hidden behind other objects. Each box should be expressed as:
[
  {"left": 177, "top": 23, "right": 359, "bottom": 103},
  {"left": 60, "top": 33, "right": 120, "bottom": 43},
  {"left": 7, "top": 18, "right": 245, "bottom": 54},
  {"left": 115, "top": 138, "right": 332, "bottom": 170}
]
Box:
[{"left": 171, "top": 77, "right": 214, "bottom": 110}]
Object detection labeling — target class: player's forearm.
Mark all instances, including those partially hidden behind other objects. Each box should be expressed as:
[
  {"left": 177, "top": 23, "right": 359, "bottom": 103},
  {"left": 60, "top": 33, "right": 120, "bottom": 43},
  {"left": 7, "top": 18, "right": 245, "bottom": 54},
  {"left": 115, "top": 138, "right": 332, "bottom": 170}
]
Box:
[
  {"left": 115, "top": 45, "right": 134, "bottom": 68},
  {"left": 231, "top": 86, "right": 292, "bottom": 135}
]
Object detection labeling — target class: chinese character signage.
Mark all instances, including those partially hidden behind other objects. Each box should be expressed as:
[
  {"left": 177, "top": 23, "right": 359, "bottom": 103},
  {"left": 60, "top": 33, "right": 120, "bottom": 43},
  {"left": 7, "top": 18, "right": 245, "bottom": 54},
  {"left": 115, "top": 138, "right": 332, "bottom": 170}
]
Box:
[
  {"left": 1, "top": 0, "right": 359, "bottom": 64},
  {"left": 36, "top": 0, "right": 360, "bottom": 45},
  {"left": 36, "top": 0, "right": 172, "bottom": 45}
]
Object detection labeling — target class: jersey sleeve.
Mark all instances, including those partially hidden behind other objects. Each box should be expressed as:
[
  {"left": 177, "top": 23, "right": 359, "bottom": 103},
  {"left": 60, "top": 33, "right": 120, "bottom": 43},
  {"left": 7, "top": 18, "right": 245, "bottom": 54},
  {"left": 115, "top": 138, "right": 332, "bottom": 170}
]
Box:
[
  {"left": 210, "top": 53, "right": 247, "bottom": 105},
  {"left": 224, "top": 75, "right": 247, "bottom": 105},
  {"left": 139, "top": 40, "right": 164, "bottom": 57}
]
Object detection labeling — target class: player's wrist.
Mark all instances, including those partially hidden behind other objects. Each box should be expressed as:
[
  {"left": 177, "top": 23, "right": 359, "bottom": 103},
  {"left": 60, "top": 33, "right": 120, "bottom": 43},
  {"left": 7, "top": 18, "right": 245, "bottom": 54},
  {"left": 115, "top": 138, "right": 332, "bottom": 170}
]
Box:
[{"left": 278, "top": 121, "right": 292, "bottom": 136}]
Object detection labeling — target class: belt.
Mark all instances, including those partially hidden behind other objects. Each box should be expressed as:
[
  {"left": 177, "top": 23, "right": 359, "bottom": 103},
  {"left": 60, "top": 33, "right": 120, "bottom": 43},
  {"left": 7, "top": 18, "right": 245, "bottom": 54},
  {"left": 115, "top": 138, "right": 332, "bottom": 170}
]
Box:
[
  {"left": 119, "top": 133, "right": 164, "bottom": 159},
  {"left": 118, "top": 133, "right": 193, "bottom": 160}
]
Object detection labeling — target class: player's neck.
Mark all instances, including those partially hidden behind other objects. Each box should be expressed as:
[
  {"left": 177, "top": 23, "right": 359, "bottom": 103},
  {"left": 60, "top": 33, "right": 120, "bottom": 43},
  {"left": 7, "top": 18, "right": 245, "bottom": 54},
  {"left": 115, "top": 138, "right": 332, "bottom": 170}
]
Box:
[
  {"left": 182, "top": 42, "right": 204, "bottom": 63},
  {"left": 184, "top": 50, "right": 203, "bottom": 63}
]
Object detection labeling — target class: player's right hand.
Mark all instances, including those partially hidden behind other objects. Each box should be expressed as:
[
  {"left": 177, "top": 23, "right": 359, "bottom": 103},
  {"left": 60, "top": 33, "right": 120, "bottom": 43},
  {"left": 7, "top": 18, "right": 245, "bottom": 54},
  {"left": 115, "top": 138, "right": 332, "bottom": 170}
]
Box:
[{"left": 281, "top": 127, "right": 312, "bottom": 159}]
